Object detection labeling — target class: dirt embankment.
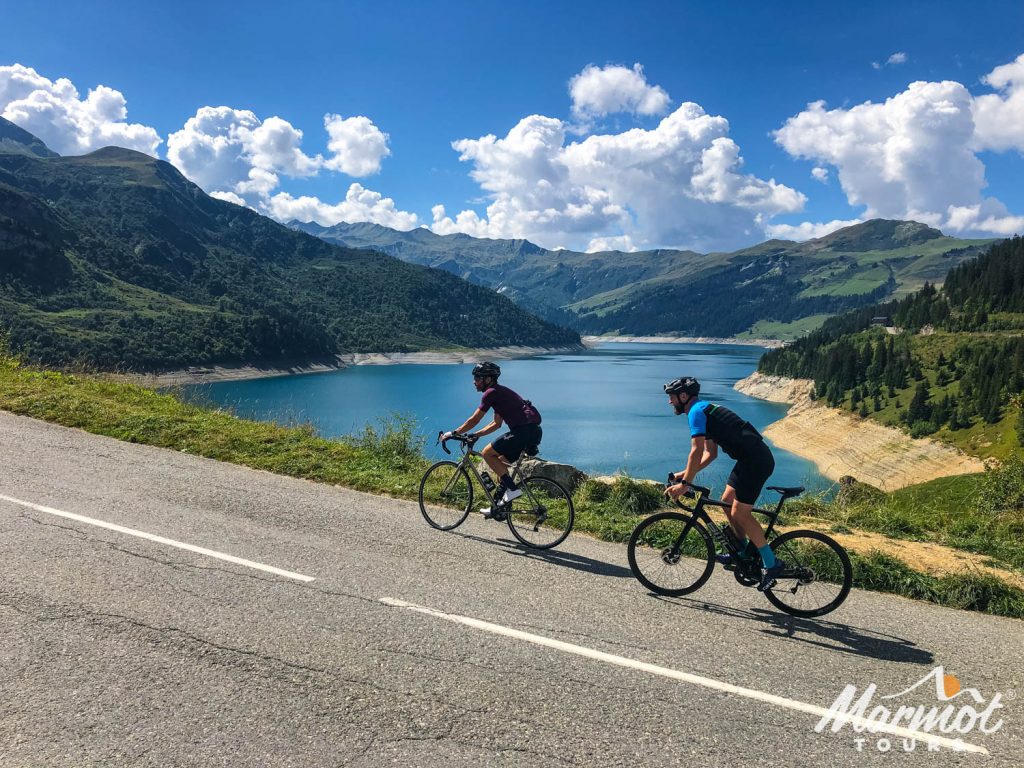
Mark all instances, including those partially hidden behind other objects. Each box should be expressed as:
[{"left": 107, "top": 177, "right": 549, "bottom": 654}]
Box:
[{"left": 735, "top": 372, "right": 986, "bottom": 490}]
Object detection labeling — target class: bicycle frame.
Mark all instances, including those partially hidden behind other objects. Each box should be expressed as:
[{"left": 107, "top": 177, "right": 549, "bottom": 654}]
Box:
[
  {"left": 440, "top": 437, "right": 535, "bottom": 512},
  {"left": 673, "top": 483, "right": 787, "bottom": 556}
]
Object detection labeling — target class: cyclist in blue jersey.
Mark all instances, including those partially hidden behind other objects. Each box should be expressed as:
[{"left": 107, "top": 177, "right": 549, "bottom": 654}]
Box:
[{"left": 662, "top": 376, "right": 787, "bottom": 591}]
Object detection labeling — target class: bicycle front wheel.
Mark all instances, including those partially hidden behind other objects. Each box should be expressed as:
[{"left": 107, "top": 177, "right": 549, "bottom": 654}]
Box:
[
  {"left": 627, "top": 512, "right": 715, "bottom": 596},
  {"left": 507, "top": 476, "right": 575, "bottom": 549},
  {"left": 418, "top": 461, "right": 473, "bottom": 531},
  {"left": 763, "top": 529, "right": 853, "bottom": 617}
]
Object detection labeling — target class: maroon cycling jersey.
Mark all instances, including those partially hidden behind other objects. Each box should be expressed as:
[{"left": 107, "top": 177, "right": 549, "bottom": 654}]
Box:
[{"left": 479, "top": 384, "right": 542, "bottom": 428}]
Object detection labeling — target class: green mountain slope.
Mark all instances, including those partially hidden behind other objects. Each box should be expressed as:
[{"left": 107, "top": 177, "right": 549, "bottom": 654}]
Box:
[
  {"left": 758, "top": 236, "right": 1024, "bottom": 460},
  {"left": 295, "top": 219, "right": 995, "bottom": 338},
  {"left": 0, "top": 118, "right": 57, "bottom": 158},
  {"left": 0, "top": 118, "right": 579, "bottom": 371}
]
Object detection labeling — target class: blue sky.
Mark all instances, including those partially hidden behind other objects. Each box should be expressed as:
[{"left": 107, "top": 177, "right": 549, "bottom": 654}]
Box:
[{"left": 2, "top": 0, "right": 1023, "bottom": 252}]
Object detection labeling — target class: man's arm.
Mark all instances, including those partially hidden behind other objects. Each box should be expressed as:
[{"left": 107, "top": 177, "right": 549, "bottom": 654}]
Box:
[
  {"left": 668, "top": 436, "right": 711, "bottom": 497},
  {"left": 471, "top": 413, "right": 503, "bottom": 437},
  {"left": 697, "top": 439, "right": 718, "bottom": 471},
  {"left": 454, "top": 408, "right": 487, "bottom": 435}
]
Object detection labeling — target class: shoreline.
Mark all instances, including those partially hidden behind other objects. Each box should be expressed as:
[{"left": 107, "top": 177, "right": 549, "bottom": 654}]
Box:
[
  {"left": 110, "top": 344, "right": 584, "bottom": 387},
  {"left": 584, "top": 335, "right": 784, "bottom": 349},
  {"left": 735, "top": 372, "right": 985, "bottom": 490}
]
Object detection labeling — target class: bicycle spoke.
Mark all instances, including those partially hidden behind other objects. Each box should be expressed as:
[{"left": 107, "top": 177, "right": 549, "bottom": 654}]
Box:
[
  {"left": 627, "top": 512, "right": 715, "bottom": 596},
  {"left": 764, "top": 530, "right": 852, "bottom": 617},
  {"left": 507, "top": 476, "right": 574, "bottom": 549},
  {"left": 419, "top": 461, "right": 473, "bottom": 531}
]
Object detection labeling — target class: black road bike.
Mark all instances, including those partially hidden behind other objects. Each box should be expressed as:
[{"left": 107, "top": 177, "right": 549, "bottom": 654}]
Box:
[
  {"left": 418, "top": 433, "right": 575, "bottom": 549},
  {"left": 627, "top": 481, "right": 852, "bottom": 617}
]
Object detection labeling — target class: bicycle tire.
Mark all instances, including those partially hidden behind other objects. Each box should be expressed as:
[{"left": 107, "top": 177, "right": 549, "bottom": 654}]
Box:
[
  {"left": 763, "top": 529, "right": 853, "bottom": 617},
  {"left": 627, "top": 511, "right": 715, "bottom": 596},
  {"left": 506, "top": 476, "right": 575, "bottom": 549},
  {"left": 418, "top": 461, "right": 473, "bottom": 531}
]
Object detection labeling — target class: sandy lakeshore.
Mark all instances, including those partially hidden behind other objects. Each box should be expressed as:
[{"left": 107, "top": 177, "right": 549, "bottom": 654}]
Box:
[
  {"left": 735, "top": 372, "right": 986, "bottom": 490},
  {"left": 112, "top": 344, "right": 584, "bottom": 387}
]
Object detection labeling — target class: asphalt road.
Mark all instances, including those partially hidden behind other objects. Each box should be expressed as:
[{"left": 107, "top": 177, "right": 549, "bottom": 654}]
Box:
[{"left": 0, "top": 411, "right": 1019, "bottom": 767}]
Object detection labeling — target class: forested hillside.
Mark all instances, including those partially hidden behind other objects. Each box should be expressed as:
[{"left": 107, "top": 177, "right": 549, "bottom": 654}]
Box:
[
  {"left": 759, "top": 237, "right": 1024, "bottom": 458},
  {"left": 0, "top": 119, "right": 579, "bottom": 371}
]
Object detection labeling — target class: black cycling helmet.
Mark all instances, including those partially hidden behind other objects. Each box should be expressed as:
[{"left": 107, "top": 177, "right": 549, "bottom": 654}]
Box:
[
  {"left": 472, "top": 361, "right": 501, "bottom": 379},
  {"left": 664, "top": 376, "right": 700, "bottom": 396}
]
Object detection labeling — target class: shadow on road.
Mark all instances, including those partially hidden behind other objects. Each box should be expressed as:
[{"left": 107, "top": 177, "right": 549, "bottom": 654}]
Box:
[
  {"left": 456, "top": 532, "right": 633, "bottom": 579},
  {"left": 659, "top": 596, "right": 934, "bottom": 665}
]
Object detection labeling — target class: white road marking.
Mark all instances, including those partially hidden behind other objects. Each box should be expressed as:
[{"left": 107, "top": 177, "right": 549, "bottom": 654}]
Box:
[
  {"left": 0, "top": 492, "right": 315, "bottom": 582},
  {"left": 380, "top": 597, "right": 990, "bottom": 755}
]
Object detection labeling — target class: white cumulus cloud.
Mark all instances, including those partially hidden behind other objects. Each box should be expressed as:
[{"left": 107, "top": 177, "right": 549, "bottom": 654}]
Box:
[
  {"left": 811, "top": 166, "right": 829, "bottom": 182},
  {"left": 887, "top": 52, "right": 908, "bottom": 66},
  {"left": 766, "top": 218, "right": 863, "bottom": 241},
  {"left": 569, "top": 63, "right": 671, "bottom": 118},
  {"left": 585, "top": 234, "right": 638, "bottom": 253},
  {"left": 972, "top": 53, "right": 1024, "bottom": 153},
  {"left": 166, "top": 106, "right": 320, "bottom": 202},
  {"left": 0, "top": 63, "right": 161, "bottom": 156},
  {"left": 267, "top": 183, "right": 418, "bottom": 229},
  {"left": 433, "top": 101, "right": 806, "bottom": 252},
  {"left": 773, "top": 64, "right": 1024, "bottom": 238},
  {"left": 323, "top": 114, "right": 390, "bottom": 176},
  {"left": 166, "top": 106, "right": 411, "bottom": 227}
]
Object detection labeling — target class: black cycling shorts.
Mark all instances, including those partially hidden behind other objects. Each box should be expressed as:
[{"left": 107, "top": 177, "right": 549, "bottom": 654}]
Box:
[
  {"left": 726, "top": 440, "right": 775, "bottom": 505},
  {"left": 492, "top": 423, "right": 543, "bottom": 462}
]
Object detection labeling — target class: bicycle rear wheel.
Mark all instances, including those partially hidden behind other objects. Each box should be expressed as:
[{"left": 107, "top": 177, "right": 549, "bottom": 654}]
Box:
[
  {"left": 506, "top": 476, "right": 575, "bottom": 549},
  {"left": 418, "top": 461, "right": 473, "bottom": 531},
  {"left": 627, "top": 512, "right": 715, "bottom": 596},
  {"left": 763, "top": 529, "right": 852, "bottom": 617}
]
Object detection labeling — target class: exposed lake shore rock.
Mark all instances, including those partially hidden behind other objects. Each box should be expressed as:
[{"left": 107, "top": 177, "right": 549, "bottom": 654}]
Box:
[
  {"left": 734, "top": 372, "right": 985, "bottom": 490},
  {"left": 109, "top": 345, "right": 585, "bottom": 387}
]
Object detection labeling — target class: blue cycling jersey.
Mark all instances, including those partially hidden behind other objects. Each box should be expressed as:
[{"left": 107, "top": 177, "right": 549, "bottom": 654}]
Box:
[
  {"left": 686, "top": 400, "right": 713, "bottom": 437},
  {"left": 687, "top": 400, "right": 764, "bottom": 459}
]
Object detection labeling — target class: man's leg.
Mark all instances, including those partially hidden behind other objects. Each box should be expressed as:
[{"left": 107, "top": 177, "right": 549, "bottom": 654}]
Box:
[
  {"left": 722, "top": 487, "right": 768, "bottom": 549},
  {"left": 719, "top": 487, "right": 744, "bottom": 539},
  {"left": 481, "top": 443, "right": 514, "bottom": 486}
]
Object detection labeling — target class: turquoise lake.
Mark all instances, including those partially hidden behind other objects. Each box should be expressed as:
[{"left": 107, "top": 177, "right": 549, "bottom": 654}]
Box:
[{"left": 179, "top": 342, "right": 830, "bottom": 503}]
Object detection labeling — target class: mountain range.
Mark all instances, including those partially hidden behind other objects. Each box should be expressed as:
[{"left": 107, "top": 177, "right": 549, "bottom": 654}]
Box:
[
  {"left": 0, "top": 117, "right": 579, "bottom": 371},
  {"left": 293, "top": 219, "right": 998, "bottom": 338}
]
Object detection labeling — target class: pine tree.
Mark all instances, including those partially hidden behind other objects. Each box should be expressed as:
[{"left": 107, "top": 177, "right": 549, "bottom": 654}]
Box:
[
  {"left": 951, "top": 403, "right": 971, "bottom": 431},
  {"left": 907, "top": 381, "right": 932, "bottom": 424}
]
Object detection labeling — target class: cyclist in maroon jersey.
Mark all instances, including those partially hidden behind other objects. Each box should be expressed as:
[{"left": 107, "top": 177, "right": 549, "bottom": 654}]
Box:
[{"left": 441, "top": 362, "right": 542, "bottom": 514}]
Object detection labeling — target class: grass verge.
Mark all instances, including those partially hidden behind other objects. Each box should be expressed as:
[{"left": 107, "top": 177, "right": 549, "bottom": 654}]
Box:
[{"left": 0, "top": 351, "right": 1020, "bottom": 619}]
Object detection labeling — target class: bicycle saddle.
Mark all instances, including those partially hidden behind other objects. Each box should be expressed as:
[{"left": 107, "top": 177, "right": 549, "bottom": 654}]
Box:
[
  {"left": 767, "top": 485, "right": 805, "bottom": 498},
  {"left": 523, "top": 443, "right": 540, "bottom": 457}
]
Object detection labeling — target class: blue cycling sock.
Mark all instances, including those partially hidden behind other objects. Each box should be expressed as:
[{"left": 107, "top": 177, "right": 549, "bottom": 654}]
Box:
[{"left": 759, "top": 545, "right": 776, "bottom": 569}]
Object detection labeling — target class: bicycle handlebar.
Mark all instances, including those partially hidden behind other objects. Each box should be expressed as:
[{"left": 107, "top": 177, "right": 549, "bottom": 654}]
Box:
[
  {"left": 437, "top": 431, "right": 480, "bottom": 455},
  {"left": 665, "top": 473, "right": 709, "bottom": 499}
]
